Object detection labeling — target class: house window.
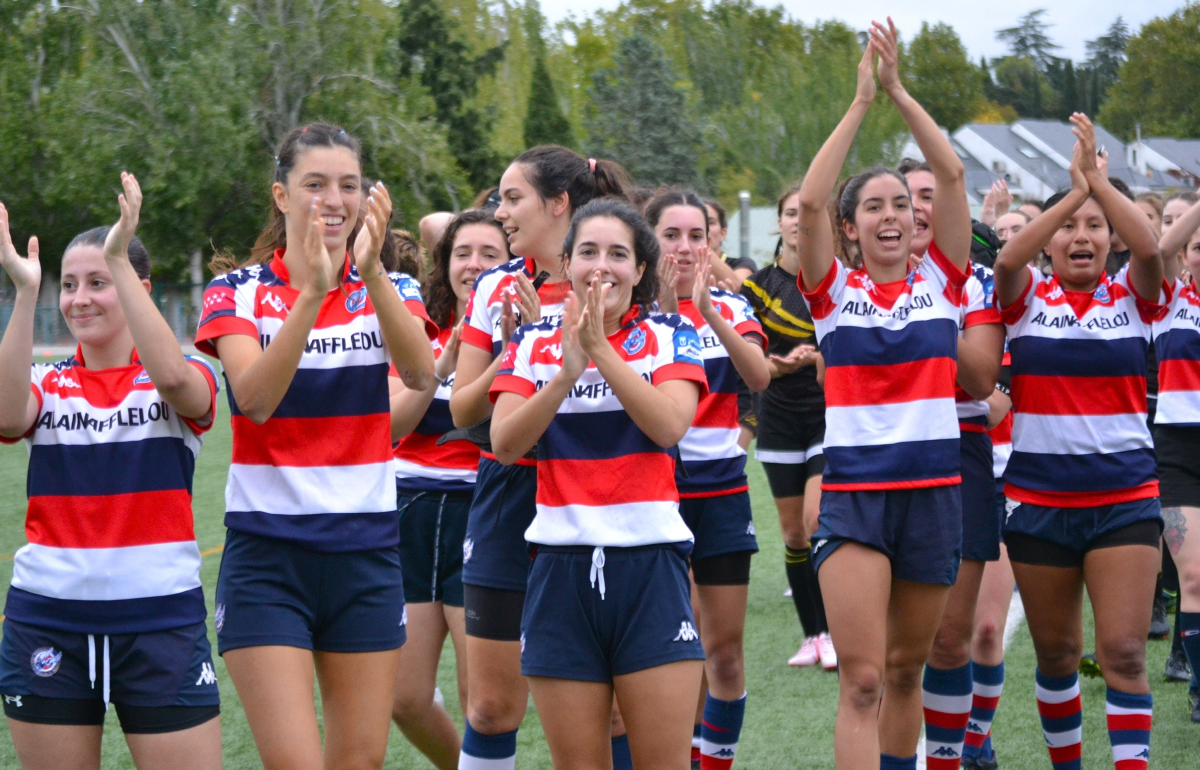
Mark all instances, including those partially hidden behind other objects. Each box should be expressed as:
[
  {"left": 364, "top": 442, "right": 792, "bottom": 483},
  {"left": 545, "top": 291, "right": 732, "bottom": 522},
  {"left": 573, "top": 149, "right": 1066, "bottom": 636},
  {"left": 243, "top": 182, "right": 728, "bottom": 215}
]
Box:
[
  {"left": 992, "top": 160, "right": 1007, "bottom": 174},
  {"left": 1018, "top": 146, "right": 1039, "bottom": 159}
]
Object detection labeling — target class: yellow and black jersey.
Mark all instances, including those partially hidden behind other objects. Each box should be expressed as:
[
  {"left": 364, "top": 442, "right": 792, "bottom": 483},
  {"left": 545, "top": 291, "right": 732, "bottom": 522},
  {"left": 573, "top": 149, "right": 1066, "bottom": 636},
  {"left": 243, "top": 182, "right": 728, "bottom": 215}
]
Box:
[{"left": 741, "top": 263, "right": 825, "bottom": 415}]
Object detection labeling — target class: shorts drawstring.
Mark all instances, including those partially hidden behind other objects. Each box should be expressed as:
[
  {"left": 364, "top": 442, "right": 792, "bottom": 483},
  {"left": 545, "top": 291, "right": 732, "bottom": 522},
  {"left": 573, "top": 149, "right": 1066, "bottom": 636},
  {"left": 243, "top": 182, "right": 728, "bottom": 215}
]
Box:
[
  {"left": 87, "top": 634, "right": 111, "bottom": 708},
  {"left": 590, "top": 546, "right": 606, "bottom": 600},
  {"left": 431, "top": 493, "right": 447, "bottom": 603}
]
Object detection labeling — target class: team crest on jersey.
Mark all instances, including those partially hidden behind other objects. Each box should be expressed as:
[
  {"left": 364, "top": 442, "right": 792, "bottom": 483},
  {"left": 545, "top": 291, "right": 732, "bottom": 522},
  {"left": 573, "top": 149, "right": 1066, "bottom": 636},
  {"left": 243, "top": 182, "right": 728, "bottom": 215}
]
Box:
[
  {"left": 345, "top": 287, "right": 368, "bottom": 313},
  {"left": 133, "top": 371, "right": 152, "bottom": 385},
  {"left": 1093, "top": 282, "right": 1110, "bottom": 304},
  {"left": 30, "top": 647, "right": 62, "bottom": 678},
  {"left": 622, "top": 327, "right": 646, "bottom": 355},
  {"left": 214, "top": 603, "right": 226, "bottom": 633},
  {"left": 463, "top": 538, "right": 474, "bottom": 564}
]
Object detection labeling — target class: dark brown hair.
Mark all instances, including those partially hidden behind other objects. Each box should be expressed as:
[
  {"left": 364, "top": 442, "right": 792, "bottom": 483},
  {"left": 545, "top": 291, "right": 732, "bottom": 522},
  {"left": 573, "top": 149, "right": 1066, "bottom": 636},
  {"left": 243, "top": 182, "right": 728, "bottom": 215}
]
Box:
[
  {"left": 644, "top": 188, "right": 709, "bottom": 234},
  {"left": 67, "top": 227, "right": 151, "bottom": 280},
  {"left": 705, "top": 199, "right": 727, "bottom": 230},
  {"left": 210, "top": 122, "right": 361, "bottom": 274},
  {"left": 512, "top": 146, "right": 629, "bottom": 214},
  {"left": 424, "top": 210, "right": 510, "bottom": 328},
  {"left": 563, "top": 198, "right": 660, "bottom": 312},
  {"left": 381, "top": 228, "right": 421, "bottom": 276}
]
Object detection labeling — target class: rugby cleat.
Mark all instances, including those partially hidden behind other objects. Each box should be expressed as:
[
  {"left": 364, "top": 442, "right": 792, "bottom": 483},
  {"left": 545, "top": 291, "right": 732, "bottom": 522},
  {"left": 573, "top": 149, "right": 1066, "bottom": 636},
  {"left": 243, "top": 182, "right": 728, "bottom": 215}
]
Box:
[
  {"left": 788, "top": 637, "right": 821, "bottom": 667},
  {"left": 817, "top": 632, "right": 838, "bottom": 671}
]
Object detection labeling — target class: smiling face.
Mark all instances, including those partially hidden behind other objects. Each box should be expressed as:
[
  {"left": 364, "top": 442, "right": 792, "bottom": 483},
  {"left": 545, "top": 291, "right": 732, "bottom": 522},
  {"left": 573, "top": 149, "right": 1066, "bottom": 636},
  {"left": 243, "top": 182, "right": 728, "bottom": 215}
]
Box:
[
  {"left": 904, "top": 169, "right": 935, "bottom": 257},
  {"left": 705, "top": 204, "right": 727, "bottom": 254},
  {"left": 495, "top": 162, "right": 567, "bottom": 260},
  {"left": 844, "top": 174, "right": 914, "bottom": 272},
  {"left": 655, "top": 205, "right": 708, "bottom": 293},
  {"left": 59, "top": 245, "right": 143, "bottom": 350},
  {"left": 1047, "top": 197, "right": 1110, "bottom": 291},
  {"left": 274, "top": 146, "right": 362, "bottom": 258},
  {"left": 448, "top": 223, "right": 509, "bottom": 305},
  {"left": 568, "top": 216, "right": 646, "bottom": 326},
  {"left": 994, "top": 212, "right": 1028, "bottom": 245}
]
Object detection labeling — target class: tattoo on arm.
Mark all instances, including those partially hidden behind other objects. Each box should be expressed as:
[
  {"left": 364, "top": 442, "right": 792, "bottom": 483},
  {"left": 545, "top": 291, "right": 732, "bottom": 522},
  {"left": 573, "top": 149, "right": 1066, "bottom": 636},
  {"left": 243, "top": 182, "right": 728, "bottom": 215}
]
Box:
[
  {"left": 1162, "top": 506, "right": 1188, "bottom": 556},
  {"left": 799, "top": 226, "right": 810, "bottom": 236}
]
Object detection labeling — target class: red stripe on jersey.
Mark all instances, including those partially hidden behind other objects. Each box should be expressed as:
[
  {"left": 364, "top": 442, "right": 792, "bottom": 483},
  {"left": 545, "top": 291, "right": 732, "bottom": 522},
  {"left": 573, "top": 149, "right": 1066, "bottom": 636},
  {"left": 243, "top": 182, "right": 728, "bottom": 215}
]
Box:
[
  {"left": 965, "top": 307, "right": 1002, "bottom": 327},
  {"left": 733, "top": 319, "right": 768, "bottom": 348},
  {"left": 679, "top": 485, "right": 749, "bottom": 499},
  {"left": 490, "top": 374, "right": 537, "bottom": 401},
  {"left": 960, "top": 422, "right": 986, "bottom": 433},
  {"left": 538, "top": 454, "right": 678, "bottom": 507},
  {"left": 194, "top": 315, "right": 257, "bottom": 356},
  {"left": 231, "top": 414, "right": 392, "bottom": 466},
  {"left": 461, "top": 323, "right": 494, "bottom": 352},
  {"left": 988, "top": 412, "right": 1013, "bottom": 444},
  {"left": 693, "top": 392, "right": 739, "bottom": 429},
  {"left": 394, "top": 431, "right": 480, "bottom": 471},
  {"left": 1005, "top": 480, "right": 1159, "bottom": 508},
  {"left": 1012, "top": 374, "right": 1147, "bottom": 415},
  {"left": 1158, "top": 358, "right": 1200, "bottom": 393},
  {"left": 822, "top": 475, "right": 961, "bottom": 492},
  {"left": 27, "top": 490, "right": 196, "bottom": 548},
  {"left": 799, "top": 261, "right": 840, "bottom": 320},
  {"left": 824, "top": 358, "right": 957, "bottom": 407},
  {"left": 480, "top": 450, "right": 537, "bottom": 467}
]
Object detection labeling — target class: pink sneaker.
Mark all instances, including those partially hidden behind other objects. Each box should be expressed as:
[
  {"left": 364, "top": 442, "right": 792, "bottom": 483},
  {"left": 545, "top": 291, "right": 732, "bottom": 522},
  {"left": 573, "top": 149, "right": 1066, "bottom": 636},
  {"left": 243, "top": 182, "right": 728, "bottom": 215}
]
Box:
[
  {"left": 788, "top": 637, "right": 820, "bottom": 667},
  {"left": 817, "top": 632, "right": 838, "bottom": 671}
]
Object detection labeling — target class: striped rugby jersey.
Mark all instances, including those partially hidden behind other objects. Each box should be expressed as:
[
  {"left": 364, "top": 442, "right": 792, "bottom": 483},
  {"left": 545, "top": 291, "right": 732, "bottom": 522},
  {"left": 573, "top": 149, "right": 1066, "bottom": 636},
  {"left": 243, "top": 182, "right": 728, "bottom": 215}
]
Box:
[
  {"left": 1000, "top": 265, "right": 1169, "bottom": 507},
  {"left": 461, "top": 257, "right": 570, "bottom": 357},
  {"left": 956, "top": 264, "right": 1003, "bottom": 431},
  {"left": 1153, "top": 278, "right": 1200, "bottom": 427},
  {"left": 675, "top": 292, "right": 765, "bottom": 497},
  {"left": 802, "top": 245, "right": 970, "bottom": 491},
  {"left": 392, "top": 322, "right": 479, "bottom": 491},
  {"left": 489, "top": 309, "right": 708, "bottom": 547},
  {"left": 2, "top": 348, "right": 218, "bottom": 634},
  {"left": 990, "top": 351, "right": 1013, "bottom": 479},
  {"left": 195, "top": 250, "right": 433, "bottom": 551}
]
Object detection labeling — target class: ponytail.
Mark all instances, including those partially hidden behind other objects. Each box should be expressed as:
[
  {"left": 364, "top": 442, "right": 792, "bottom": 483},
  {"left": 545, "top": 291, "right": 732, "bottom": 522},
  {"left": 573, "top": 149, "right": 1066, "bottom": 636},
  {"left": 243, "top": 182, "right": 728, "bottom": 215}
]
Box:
[{"left": 512, "top": 146, "right": 630, "bottom": 214}]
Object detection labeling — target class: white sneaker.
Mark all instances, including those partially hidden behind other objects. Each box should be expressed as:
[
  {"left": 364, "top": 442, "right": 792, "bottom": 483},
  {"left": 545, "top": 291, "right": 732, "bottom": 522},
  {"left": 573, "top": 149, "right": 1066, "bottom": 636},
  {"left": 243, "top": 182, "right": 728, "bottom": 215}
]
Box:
[
  {"left": 788, "top": 636, "right": 820, "bottom": 667},
  {"left": 783, "top": 587, "right": 793, "bottom": 597},
  {"left": 817, "top": 632, "right": 838, "bottom": 671}
]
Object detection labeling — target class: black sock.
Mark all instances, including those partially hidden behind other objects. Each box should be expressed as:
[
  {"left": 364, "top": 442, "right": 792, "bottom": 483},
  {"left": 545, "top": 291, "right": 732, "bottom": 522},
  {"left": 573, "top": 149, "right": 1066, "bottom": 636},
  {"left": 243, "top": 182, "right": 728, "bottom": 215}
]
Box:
[
  {"left": 807, "top": 550, "right": 829, "bottom": 634},
  {"left": 1163, "top": 546, "right": 1180, "bottom": 594},
  {"left": 785, "top": 546, "right": 820, "bottom": 637},
  {"left": 1174, "top": 598, "right": 1185, "bottom": 656}
]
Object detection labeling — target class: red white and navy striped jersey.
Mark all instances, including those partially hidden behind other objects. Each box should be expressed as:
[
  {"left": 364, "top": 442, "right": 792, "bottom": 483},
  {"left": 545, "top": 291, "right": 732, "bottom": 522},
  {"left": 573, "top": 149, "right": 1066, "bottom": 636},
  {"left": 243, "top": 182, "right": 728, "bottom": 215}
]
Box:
[
  {"left": 1, "top": 347, "right": 218, "bottom": 634},
  {"left": 802, "top": 245, "right": 969, "bottom": 491},
  {"left": 990, "top": 351, "right": 1013, "bottom": 479},
  {"left": 1000, "top": 265, "right": 1169, "bottom": 507},
  {"left": 392, "top": 322, "right": 479, "bottom": 491},
  {"left": 194, "top": 250, "right": 432, "bottom": 551},
  {"left": 957, "top": 265, "right": 1003, "bottom": 431},
  {"left": 675, "top": 292, "right": 765, "bottom": 497},
  {"left": 489, "top": 310, "right": 709, "bottom": 546},
  {"left": 462, "top": 258, "right": 570, "bottom": 357},
  {"left": 1153, "top": 278, "right": 1200, "bottom": 427}
]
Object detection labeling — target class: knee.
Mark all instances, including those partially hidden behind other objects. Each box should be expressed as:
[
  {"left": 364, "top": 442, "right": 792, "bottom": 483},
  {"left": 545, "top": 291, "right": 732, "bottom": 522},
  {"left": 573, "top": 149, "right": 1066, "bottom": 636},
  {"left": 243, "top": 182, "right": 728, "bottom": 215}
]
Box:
[
  {"left": 1181, "top": 562, "right": 1200, "bottom": 601},
  {"left": 1034, "top": 637, "right": 1084, "bottom": 677},
  {"left": 884, "top": 660, "right": 925, "bottom": 696},
  {"left": 840, "top": 665, "right": 885, "bottom": 712},
  {"left": 467, "top": 694, "right": 523, "bottom": 734},
  {"left": 391, "top": 689, "right": 433, "bottom": 726},
  {"left": 973, "top": 618, "right": 1001, "bottom": 656},
  {"left": 334, "top": 744, "right": 389, "bottom": 770},
  {"left": 705, "top": 639, "right": 745, "bottom": 688},
  {"left": 1098, "top": 637, "right": 1147, "bottom": 682},
  {"left": 929, "top": 625, "right": 973, "bottom": 669}
]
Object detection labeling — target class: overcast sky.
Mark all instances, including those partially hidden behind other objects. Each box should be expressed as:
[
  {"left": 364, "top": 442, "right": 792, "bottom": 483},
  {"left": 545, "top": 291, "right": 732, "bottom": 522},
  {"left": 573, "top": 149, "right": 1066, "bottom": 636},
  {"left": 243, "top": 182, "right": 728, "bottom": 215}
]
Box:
[{"left": 539, "top": 0, "right": 1184, "bottom": 63}]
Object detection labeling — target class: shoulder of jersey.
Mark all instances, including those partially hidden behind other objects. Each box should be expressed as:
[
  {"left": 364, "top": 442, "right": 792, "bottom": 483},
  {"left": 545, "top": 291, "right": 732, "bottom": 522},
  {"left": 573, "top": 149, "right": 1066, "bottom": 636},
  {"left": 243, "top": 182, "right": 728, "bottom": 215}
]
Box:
[
  {"left": 479, "top": 258, "right": 527, "bottom": 283},
  {"left": 711, "top": 287, "right": 751, "bottom": 306},
  {"left": 970, "top": 263, "right": 995, "bottom": 282},
  {"left": 511, "top": 316, "right": 560, "bottom": 345},
  {"left": 645, "top": 311, "right": 696, "bottom": 331},
  {"left": 210, "top": 262, "right": 280, "bottom": 289}
]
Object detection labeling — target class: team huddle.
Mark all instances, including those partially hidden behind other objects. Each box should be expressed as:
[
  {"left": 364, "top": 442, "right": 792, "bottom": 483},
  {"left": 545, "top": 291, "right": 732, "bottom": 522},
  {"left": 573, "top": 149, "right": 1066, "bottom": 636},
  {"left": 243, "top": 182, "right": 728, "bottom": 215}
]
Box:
[{"left": 1, "top": 18, "right": 1199, "bottom": 770}]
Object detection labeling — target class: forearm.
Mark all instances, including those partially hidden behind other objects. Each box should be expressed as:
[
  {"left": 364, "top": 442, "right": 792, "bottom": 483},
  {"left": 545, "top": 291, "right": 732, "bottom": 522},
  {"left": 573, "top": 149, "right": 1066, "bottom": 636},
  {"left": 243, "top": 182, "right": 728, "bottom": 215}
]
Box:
[
  {"left": 449, "top": 348, "right": 503, "bottom": 427},
  {"left": 891, "top": 88, "right": 963, "bottom": 186},
  {"left": 389, "top": 381, "right": 439, "bottom": 440},
  {"left": 0, "top": 287, "right": 37, "bottom": 434},
  {"left": 1095, "top": 182, "right": 1160, "bottom": 264},
  {"left": 365, "top": 273, "right": 434, "bottom": 389},
  {"left": 491, "top": 377, "right": 574, "bottom": 464},
  {"left": 985, "top": 389, "right": 1012, "bottom": 430},
  {"left": 591, "top": 346, "right": 694, "bottom": 447},
  {"left": 708, "top": 255, "right": 738, "bottom": 287},
  {"left": 995, "top": 189, "right": 1088, "bottom": 304},
  {"left": 956, "top": 337, "right": 1002, "bottom": 400},
  {"left": 223, "top": 292, "right": 322, "bottom": 423},
  {"left": 703, "top": 310, "right": 768, "bottom": 392},
  {"left": 1159, "top": 202, "right": 1200, "bottom": 283}
]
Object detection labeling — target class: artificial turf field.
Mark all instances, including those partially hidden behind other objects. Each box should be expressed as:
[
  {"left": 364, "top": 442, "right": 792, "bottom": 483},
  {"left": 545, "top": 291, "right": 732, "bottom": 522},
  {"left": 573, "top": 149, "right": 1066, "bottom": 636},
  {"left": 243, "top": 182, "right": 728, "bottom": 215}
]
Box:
[{"left": 0, "top": 412, "right": 1195, "bottom": 768}]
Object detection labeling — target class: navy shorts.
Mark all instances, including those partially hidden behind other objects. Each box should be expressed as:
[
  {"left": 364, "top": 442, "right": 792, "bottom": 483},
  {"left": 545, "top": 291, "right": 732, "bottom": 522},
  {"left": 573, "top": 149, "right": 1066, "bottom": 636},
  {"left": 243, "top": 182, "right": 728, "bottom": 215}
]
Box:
[
  {"left": 679, "top": 491, "right": 759, "bottom": 562},
  {"left": 461, "top": 457, "right": 537, "bottom": 592},
  {"left": 811, "top": 485, "right": 963, "bottom": 585},
  {"left": 214, "top": 529, "right": 406, "bottom": 654},
  {"left": 0, "top": 618, "right": 219, "bottom": 713},
  {"left": 398, "top": 487, "right": 472, "bottom": 607},
  {"left": 521, "top": 544, "right": 706, "bottom": 683},
  {"left": 1002, "top": 496, "right": 1163, "bottom": 567},
  {"left": 961, "top": 431, "right": 1000, "bottom": 562}
]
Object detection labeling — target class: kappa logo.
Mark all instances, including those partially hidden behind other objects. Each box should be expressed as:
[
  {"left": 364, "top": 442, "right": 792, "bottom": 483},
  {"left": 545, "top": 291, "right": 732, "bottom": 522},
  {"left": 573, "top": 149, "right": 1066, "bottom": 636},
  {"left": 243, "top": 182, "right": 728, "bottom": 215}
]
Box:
[
  {"left": 931, "top": 747, "right": 960, "bottom": 758},
  {"left": 519, "top": 633, "right": 526, "bottom": 654},
  {"left": 1004, "top": 497, "right": 1020, "bottom": 523},
  {"left": 967, "top": 721, "right": 983, "bottom": 733},
  {"left": 214, "top": 603, "right": 225, "bottom": 633},
  {"left": 545, "top": 343, "right": 563, "bottom": 360},
  {"left": 53, "top": 373, "right": 80, "bottom": 389},
  {"left": 462, "top": 538, "right": 474, "bottom": 564},
  {"left": 345, "top": 287, "right": 368, "bottom": 313},
  {"left": 811, "top": 538, "right": 828, "bottom": 556},
  {"left": 622, "top": 327, "right": 646, "bottom": 355},
  {"left": 260, "top": 291, "right": 287, "bottom": 314},
  {"left": 746, "top": 522, "right": 756, "bottom": 537},
  {"left": 1136, "top": 748, "right": 1150, "bottom": 759},
  {"left": 30, "top": 647, "right": 62, "bottom": 678},
  {"left": 400, "top": 606, "right": 408, "bottom": 627},
  {"left": 3, "top": 695, "right": 21, "bottom": 708},
  {"left": 195, "top": 662, "right": 217, "bottom": 686},
  {"left": 1046, "top": 284, "right": 1065, "bottom": 301},
  {"left": 712, "top": 748, "right": 735, "bottom": 758},
  {"left": 673, "top": 621, "right": 699, "bottom": 642}
]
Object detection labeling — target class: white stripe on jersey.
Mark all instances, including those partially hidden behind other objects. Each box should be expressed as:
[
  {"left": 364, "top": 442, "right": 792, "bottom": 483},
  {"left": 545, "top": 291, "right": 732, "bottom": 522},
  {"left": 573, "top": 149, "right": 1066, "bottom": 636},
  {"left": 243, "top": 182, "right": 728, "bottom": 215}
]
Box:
[
  {"left": 1156, "top": 390, "right": 1200, "bottom": 425},
  {"left": 526, "top": 501, "right": 695, "bottom": 548},
  {"left": 227, "top": 462, "right": 397, "bottom": 514},
  {"left": 825, "top": 398, "right": 959, "bottom": 448},
  {"left": 392, "top": 457, "right": 477, "bottom": 484},
  {"left": 13, "top": 541, "right": 202, "bottom": 602},
  {"left": 677, "top": 426, "right": 743, "bottom": 462},
  {"left": 1011, "top": 412, "right": 1150, "bottom": 455}
]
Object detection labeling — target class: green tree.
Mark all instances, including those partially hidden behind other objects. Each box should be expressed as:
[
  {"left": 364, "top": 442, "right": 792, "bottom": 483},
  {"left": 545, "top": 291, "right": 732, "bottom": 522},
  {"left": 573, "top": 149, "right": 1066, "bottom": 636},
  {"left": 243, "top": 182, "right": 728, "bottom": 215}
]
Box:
[
  {"left": 1058, "top": 59, "right": 1078, "bottom": 119},
  {"left": 524, "top": 54, "right": 573, "bottom": 149},
  {"left": 903, "top": 22, "right": 981, "bottom": 131},
  {"left": 990, "top": 56, "right": 1056, "bottom": 118},
  {"left": 996, "top": 9, "right": 1061, "bottom": 70},
  {"left": 1099, "top": 4, "right": 1200, "bottom": 139},
  {"left": 397, "top": 0, "right": 506, "bottom": 191},
  {"left": 1085, "top": 17, "right": 1130, "bottom": 115},
  {"left": 585, "top": 34, "right": 701, "bottom": 187}
]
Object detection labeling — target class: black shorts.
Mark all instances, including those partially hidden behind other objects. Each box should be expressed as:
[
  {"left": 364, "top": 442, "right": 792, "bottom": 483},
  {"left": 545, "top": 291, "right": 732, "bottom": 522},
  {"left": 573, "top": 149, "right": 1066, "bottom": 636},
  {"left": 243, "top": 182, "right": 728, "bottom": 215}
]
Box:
[
  {"left": 756, "top": 410, "right": 825, "bottom": 498},
  {"left": 398, "top": 487, "right": 472, "bottom": 607},
  {"left": 736, "top": 387, "right": 758, "bottom": 434},
  {"left": 1155, "top": 424, "right": 1200, "bottom": 508}
]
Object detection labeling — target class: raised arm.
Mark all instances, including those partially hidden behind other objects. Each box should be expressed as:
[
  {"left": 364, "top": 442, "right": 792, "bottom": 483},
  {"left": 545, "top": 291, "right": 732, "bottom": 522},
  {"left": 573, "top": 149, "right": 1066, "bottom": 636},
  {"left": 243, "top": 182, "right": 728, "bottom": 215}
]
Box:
[
  {"left": 797, "top": 41, "right": 877, "bottom": 291},
  {"left": 218, "top": 200, "right": 335, "bottom": 424},
  {"left": 104, "top": 174, "right": 213, "bottom": 421},
  {"left": 1072, "top": 114, "right": 1162, "bottom": 300},
  {"left": 1159, "top": 197, "right": 1200, "bottom": 284},
  {"left": 0, "top": 204, "right": 41, "bottom": 438},
  {"left": 693, "top": 258, "right": 769, "bottom": 392},
  {"left": 354, "top": 183, "right": 435, "bottom": 390},
  {"left": 874, "top": 18, "right": 970, "bottom": 270},
  {"left": 994, "top": 143, "right": 1091, "bottom": 308}
]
